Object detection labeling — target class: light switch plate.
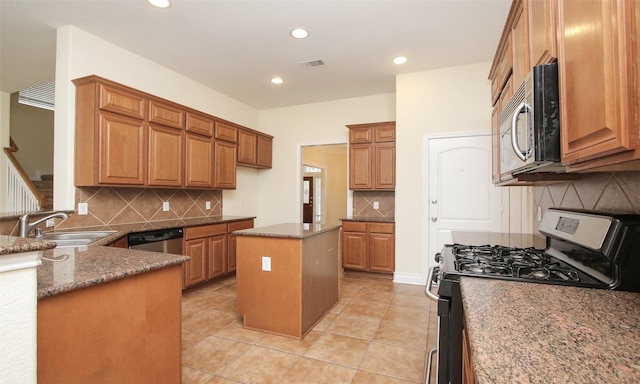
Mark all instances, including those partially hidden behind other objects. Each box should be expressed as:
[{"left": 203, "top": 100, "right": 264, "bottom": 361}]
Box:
[
  {"left": 78, "top": 202, "right": 88, "bottom": 215},
  {"left": 262, "top": 256, "right": 271, "bottom": 272},
  {"left": 163, "top": 201, "right": 170, "bottom": 211}
]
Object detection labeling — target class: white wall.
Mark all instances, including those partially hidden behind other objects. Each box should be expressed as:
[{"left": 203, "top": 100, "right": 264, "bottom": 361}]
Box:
[
  {"left": 256, "top": 94, "right": 395, "bottom": 227},
  {"left": 395, "top": 62, "right": 495, "bottom": 284},
  {"left": 54, "top": 26, "right": 259, "bottom": 210}
]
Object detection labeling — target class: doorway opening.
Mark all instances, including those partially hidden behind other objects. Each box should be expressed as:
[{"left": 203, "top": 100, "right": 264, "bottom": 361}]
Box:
[{"left": 301, "top": 144, "right": 348, "bottom": 226}]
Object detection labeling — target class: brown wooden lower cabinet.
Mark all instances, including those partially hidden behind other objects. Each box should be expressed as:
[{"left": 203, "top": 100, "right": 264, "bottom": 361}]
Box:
[
  {"left": 341, "top": 220, "right": 395, "bottom": 273},
  {"left": 37, "top": 265, "right": 183, "bottom": 384},
  {"left": 462, "top": 327, "right": 476, "bottom": 384},
  {"left": 182, "top": 219, "right": 254, "bottom": 288}
]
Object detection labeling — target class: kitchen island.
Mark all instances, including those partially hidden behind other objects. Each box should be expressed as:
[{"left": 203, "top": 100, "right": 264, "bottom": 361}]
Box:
[
  {"left": 37, "top": 244, "right": 189, "bottom": 384},
  {"left": 461, "top": 277, "right": 640, "bottom": 384},
  {"left": 235, "top": 223, "right": 340, "bottom": 339}
]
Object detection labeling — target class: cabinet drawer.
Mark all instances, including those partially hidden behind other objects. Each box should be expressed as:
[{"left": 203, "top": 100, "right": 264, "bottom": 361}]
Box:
[
  {"left": 228, "top": 219, "right": 254, "bottom": 232},
  {"left": 186, "top": 112, "right": 214, "bottom": 137},
  {"left": 342, "top": 221, "right": 367, "bottom": 232},
  {"left": 184, "top": 223, "right": 227, "bottom": 240},
  {"left": 98, "top": 84, "right": 146, "bottom": 120},
  {"left": 215, "top": 122, "right": 238, "bottom": 143},
  {"left": 369, "top": 222, "right": 394, "bottom": 234},
  {"left": 149, "top": 100, "right": 185, "bottom": 129}
]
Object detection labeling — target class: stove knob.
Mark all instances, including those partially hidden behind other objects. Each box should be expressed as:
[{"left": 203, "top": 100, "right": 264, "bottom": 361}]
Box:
[{"left": 434, "top": 252, "right": 441, "bottom": 262}]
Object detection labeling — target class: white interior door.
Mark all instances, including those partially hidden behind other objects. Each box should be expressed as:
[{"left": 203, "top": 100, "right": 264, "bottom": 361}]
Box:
[{"left": 426, "top": 134, "right": 503, "bottom": 269}]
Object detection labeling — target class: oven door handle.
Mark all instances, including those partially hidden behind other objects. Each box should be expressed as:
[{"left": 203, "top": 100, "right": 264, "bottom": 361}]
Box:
[
  {"left": 424, "top": 347, "right": 437, "bottom": 384},
  {"left": 425, "top": 266, "right": 439, "bottom": 302}
]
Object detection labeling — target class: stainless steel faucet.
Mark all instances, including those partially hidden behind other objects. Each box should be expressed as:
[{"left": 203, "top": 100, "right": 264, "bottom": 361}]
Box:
[{"left": 19, "top": 211, "right": 69, "bottom": 237}]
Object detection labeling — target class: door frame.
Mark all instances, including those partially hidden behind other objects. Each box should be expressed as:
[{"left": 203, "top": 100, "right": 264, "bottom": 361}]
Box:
[{"left": 297, "top": 140, "right": 350, "bottom": 224}]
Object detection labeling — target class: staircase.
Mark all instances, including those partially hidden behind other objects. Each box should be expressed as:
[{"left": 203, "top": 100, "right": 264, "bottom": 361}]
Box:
[{"left": 32, "top": 175, "right": 53, "bottom": 210}]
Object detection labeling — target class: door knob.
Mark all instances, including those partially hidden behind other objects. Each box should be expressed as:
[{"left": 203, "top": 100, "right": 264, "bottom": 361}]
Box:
[
  {"left": 431, "top": 199, "right": 437, "bottom": 204},
  {"left": 431, "top": 217, "right": 438, "bottom": 222}
]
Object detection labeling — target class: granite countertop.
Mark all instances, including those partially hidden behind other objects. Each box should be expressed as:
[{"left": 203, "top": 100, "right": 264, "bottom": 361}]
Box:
[
  {"left": 341, "top": 216, "right": 395, "bottom": 223},
  {"left": 234, "top": 223, "right": 341, "bottom": 239},
  {"left": 460, "top": 277, "right": 640, "bottom": 384},
  {"left": 1, "top": 215, "right": 255, "bottom": 299},
  {"left": 0, "top": 235, "right": 57, "bottom": 255},
  {"left": 37, "top": 246, "right": 189, "bottom": 299}
]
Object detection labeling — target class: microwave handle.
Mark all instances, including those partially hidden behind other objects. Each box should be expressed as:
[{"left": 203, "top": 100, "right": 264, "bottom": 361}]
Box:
[{"left": 511, "top": 101, "right": 530, "bottom": 161}]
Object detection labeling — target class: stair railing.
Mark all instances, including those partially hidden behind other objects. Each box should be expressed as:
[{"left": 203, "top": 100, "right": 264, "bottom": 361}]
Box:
[{"left": 3, "top": 138, "right": 46, "bottom": 212}]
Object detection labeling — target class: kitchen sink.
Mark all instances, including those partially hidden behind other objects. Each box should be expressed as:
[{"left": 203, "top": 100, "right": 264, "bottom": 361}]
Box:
[{"left": 39, "top": 230, "right": 118, "bottom": 248}]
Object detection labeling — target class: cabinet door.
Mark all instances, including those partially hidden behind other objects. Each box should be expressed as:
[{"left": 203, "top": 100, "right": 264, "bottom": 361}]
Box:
[
  {"left": 149, "top": 100, "right": 185, "bottom": 129},
  {"left": 237, "top": 129, "right": 257, "bottom": 165},
  {"left": 185, "top": 133, "right": 213, "bottom": 188},
  {"left": 186, "top": 112, "right": 214, "bottom": 137},
  {"left": 374, "top": 144, "right": 395, "bottom": 189},
  {"left": 529, "top": 0, "right": 557, "bottom": 66},
  {"left": 374, "top": 125, "right": 396, "bottom": 143},
  {"left": 558, "top": 0, "right": 635, "bottom": 164},
  {"left": 511, "top": 0, "right": 530, "bottom": 88},
  {"left": 208, "top": 234, "right": 227, "bottom": 279},
  {"left": 97, "top": 112, "right": 146, "bottom": 185},
  {"left": 214, "top": 140, "right": 237, "bottom": 189},
  {"left": 148, "top": 124, "right": 183, "bottom": 187},
  {"left": 256, "top": 134, "right": 273, "bottom": 168},
  {"left": 349, "top": 144, "right": 372, "bottom": 190},
  {"left": 349, "top": 127, "right": 373, "bottom": 143},
  {"left": 183, "top": 238, "right": 208, "bottom": 288},
  {"left": 227, "top": 219, "right": 254, "bottom": 272},
  {"left": 342, "top": 231, "right": 368, "bottom": 270},
  {"left": 215, "top": 121, "right": 238, "bottom": 143},
  {"left": 368, "top": 232, "right": 395, "bottom": 272},
  {"left": 98, "top": 84, "right": 145, "bottom": 120},
  {"left": 491, "top": 105, "right": 501, "bottom": 184}
]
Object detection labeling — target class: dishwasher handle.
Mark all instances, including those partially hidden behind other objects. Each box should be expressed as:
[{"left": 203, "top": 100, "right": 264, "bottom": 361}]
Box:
[{"left": 128, "top": 228, "right": 183, "bottom": 247}]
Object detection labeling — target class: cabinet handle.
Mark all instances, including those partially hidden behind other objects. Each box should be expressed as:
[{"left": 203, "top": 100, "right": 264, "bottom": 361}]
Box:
[
  {"left": 511, "top": 101, "right": 531, "bottom": 161},
  {"left": 431, "top": 217, "right": 437, "bottom": 222},
  {"left": 425, "top": 266, "right": 439, "bottom": 302}
]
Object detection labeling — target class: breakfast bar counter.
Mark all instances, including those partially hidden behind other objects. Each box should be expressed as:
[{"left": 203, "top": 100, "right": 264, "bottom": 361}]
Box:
[
  {"left": 460, "top": 277, "right": 640, "bottom": 384},
  {"left": 235, "top": 223, "right": 341, "bottom": 339}
]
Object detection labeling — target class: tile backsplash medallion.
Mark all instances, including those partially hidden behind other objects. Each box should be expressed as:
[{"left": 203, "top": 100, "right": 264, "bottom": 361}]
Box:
[
  {"left": 533, "top": 171, "right": 640, "bottom": 232},
  {"left": 352, "top": 191, "right": 395, "bottom": 218}
]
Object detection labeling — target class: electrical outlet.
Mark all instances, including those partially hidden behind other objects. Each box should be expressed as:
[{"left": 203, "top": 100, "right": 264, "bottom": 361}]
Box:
[
  {"left": 163, "top": 201, "right": 170, "bottom": 211},
  {"left": 373, "top": 201, "right": 380, "bottom": 210},
  {"left": 46, "top": 219, "right": 56, "bottom": 227},
  {"left": 537, "top": 206, "right": 542, "bottom": 221},
  {"left": 262, "top": 256, "right": 271, "bottom": 271},
  {"left": 205, "top": 201, "right": 211, "bottom": 210},
  {"left": 78, "top": 202, "right": 88, "bottom": 215}
]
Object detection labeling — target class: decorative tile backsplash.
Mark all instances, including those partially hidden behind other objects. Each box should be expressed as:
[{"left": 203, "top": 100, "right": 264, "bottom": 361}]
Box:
[
  {"left": 533, "top": 171, "right": 640, "bottom": 232},
  {"left": 352, "top": 191, "right": 395, "bottom": 218},
  {"left": 57, "top": 187, "right": 223, "bottom": 230}
]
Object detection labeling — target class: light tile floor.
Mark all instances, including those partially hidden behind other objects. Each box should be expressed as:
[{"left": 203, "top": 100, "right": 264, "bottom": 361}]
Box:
[{"left": 181, "top": 273, "right": 438, "bottom": 384}]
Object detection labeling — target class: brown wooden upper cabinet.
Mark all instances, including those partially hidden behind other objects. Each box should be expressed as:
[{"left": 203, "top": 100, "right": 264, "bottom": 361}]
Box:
[
  {"left": 347, "top": 122, "right": 395, "bottom": 190},
  {"left": 73, "top": 75, "right": 273, "bottom": 189},
  {"left": 558, "top": 0, "right": 640, "bottom": 171},
  {"left": 237, "top": 127, "right": 273, "bottom": 169}
]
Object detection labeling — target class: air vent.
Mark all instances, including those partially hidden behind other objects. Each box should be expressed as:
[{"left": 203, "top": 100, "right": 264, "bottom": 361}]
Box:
[{"left": 300, "top": 59, "right": 327, "bottom": 69}]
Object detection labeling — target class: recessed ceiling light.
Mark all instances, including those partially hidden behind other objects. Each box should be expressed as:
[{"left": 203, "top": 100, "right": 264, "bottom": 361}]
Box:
[
  {"left": 271, "top": 77, "right": 284, "bottom": 85},
  {"left": 148, "top": 0, "right": 171, "bottom": 8},
  {"left": 393, "top": 56, "right": 408, "bottom": 65},
  {"left": 290, "top": 28, "right": 309, "bottom": 39}
]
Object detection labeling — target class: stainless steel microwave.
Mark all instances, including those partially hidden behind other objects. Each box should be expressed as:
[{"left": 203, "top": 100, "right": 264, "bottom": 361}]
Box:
[{"left": 499, "top": 62, "right": 563, "bottom": 177}]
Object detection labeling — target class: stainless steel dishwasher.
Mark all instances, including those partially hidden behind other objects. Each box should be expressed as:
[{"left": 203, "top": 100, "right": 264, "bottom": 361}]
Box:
[{"left": 128, "top": 227, "right": 184, "bottom": 254}]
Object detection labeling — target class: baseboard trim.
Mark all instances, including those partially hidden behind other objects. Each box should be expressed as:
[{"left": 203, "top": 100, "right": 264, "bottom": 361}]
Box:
[{"left": 392, "top": 272, "right": 425, "bottom": 286}]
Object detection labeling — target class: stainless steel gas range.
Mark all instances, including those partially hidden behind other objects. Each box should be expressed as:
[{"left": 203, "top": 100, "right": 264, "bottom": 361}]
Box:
[{"left": 425, "top": 208, "right": 640, "bottom": 384}]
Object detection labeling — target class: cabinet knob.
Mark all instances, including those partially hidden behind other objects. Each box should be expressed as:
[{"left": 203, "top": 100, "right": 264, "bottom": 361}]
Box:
[{"left": 431, "top": 217, "right": 438, "bottom": 222}]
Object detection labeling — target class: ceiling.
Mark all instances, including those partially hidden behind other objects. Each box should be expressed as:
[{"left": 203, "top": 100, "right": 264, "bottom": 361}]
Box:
[{"left": 0, "top": 0, "right": 511, "bottom": 110}]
